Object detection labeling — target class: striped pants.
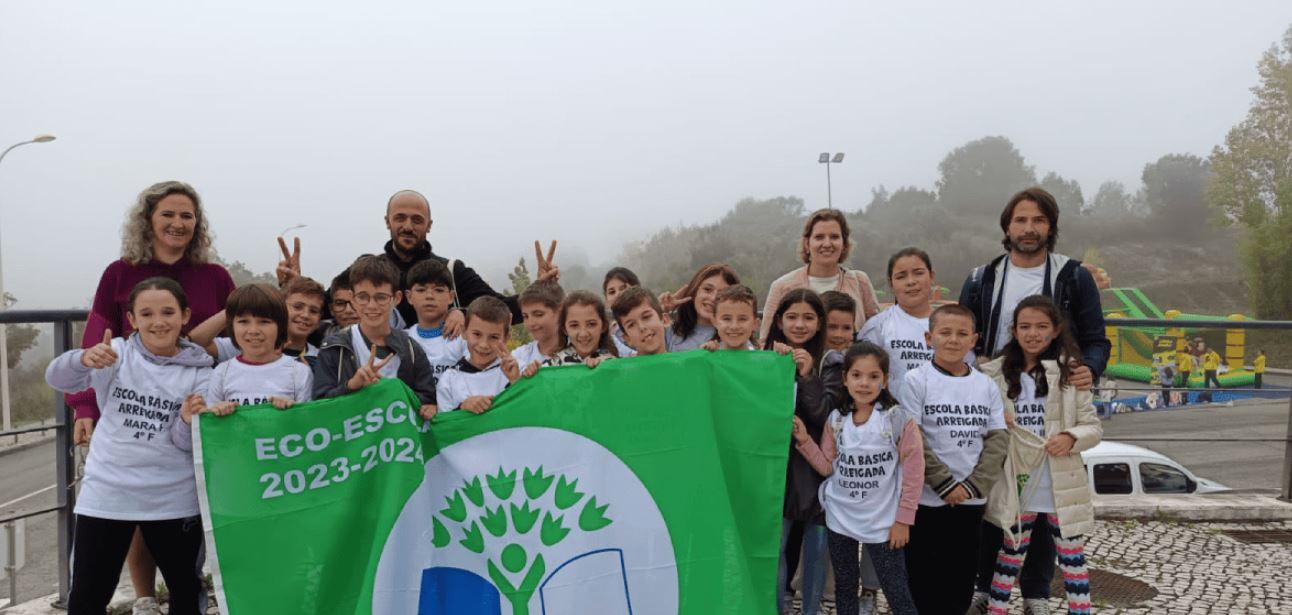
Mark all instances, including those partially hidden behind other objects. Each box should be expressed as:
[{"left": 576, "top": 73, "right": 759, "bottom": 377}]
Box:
[{"left": 988, "top": 513, "right": 1091, "bottom": 615}]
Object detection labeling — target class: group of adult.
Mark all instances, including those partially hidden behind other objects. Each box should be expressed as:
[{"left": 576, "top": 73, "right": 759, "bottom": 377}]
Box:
[{"left": 70, "top": 180, "right": 1109, "bottom": 612}]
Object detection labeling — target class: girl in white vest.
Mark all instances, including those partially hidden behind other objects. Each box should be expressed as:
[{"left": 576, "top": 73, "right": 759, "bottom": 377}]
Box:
[
  {"left": 974, "top": 295, "right": 1102, "bottom": 615},
  {"left": 45, "top": 277, "right": 213, "bottom": 615},
  {"left": 793, "top": 342, "right": 923, "bottom": 615}
]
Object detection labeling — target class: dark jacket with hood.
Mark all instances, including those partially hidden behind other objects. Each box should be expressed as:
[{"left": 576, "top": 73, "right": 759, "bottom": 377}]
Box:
[
  {"left": 382, "top": 241, "right": 522, "bottom": 327},
  {"left": 784, "top": 350, "right": 846, "bottom": 522},
  {"left": 312, "top": 325, "right": 437, "bottom": 405},
  {"left": 959, "top": 252, "right": 1111, "bottom": 378}
]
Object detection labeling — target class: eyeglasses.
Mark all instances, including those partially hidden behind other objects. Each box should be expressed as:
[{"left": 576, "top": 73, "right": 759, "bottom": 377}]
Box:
[
  {"left": 331, "top": 299, "right": 355, "bottom": 312},
  {"left": 352, "top": 292, "right": 395, "bottom": 306}
]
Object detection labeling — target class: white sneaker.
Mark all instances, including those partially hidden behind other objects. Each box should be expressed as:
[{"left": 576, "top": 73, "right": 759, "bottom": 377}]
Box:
[
  {"left": 858, "top": 589, "right": 878, "bottom": 615},
  {"left": 966, "top": 590, "right": 990, "bottom": 614},
  {"left": 132, "top": 596, "right": 162, "bottom": 615},
  {"left": 1023, "top": 597, "right": 1053, "bottom": 615}
]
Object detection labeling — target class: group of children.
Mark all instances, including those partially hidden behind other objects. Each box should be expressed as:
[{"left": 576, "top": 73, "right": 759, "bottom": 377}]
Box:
[{"left": 47, "top": 245, "right": 1102, "bottom": 615}]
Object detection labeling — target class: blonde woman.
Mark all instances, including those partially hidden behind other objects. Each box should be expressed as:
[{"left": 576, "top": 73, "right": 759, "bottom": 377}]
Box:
[
  {"left": 759, "top": 208, "right": 880, "bottom": 343},
  {"left": 69, "top": 181, "right": 233, "bottom": 615}
]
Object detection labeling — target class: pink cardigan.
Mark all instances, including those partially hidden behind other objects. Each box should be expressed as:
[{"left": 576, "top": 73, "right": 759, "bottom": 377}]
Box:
[
  {"left": 758, "top": 266, "right": 881, "bottom": 343},
  {"left": 795, "top": 414, "right": 924, "bottom": 526}
]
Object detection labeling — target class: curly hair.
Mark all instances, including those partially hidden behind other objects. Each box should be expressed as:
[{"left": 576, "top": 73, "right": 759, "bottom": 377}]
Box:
[{"left": 120, "top": 181, "right": 213, "bottom": 265}]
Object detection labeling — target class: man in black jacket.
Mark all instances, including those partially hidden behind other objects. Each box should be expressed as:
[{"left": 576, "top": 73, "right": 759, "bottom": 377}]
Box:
[
  {"left": 382, "top": 190, "right": 539, "bottom": 330},
  {"left": 960, "top": 187, "right": 1110, "bottom": 615}
]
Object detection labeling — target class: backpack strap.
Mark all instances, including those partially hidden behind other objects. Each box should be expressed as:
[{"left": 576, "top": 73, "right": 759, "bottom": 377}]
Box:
[{"left": 446, "top": 259, "right": 461, "bottom": 309}]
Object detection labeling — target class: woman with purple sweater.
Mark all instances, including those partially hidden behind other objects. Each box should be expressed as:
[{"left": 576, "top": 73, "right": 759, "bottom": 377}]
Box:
[{"left": 70, "top": 180, "right": 233, "bottom": 615}]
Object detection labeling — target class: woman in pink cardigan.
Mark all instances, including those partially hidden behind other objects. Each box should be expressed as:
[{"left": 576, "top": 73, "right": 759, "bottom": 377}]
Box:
[
  {"left": 70, "top": 180, "right": 233, "bottom": 615},
  {"left": 759, "top": 208, "right": 880, "bottom": 343}
]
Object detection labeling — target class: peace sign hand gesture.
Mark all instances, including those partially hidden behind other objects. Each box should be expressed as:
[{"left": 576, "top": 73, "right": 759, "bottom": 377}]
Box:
[
  {"left": 657, "top": 284, "right": 692, "bottom": 313},
  {"left": 81, "top": 329, "right": 119, "bottom": 369},
  {"left": 347, "top": 344, "right": 394, "bottom": 391},
  {"left": 534, "top": 240, "right": 560, "bottom": 283},
  {"left": 276, "top": 236, "right": 302, "bottom": 287}
]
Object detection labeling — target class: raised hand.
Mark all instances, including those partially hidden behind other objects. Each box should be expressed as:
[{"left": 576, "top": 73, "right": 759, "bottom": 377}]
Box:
[
  {"left": 81, "top": 329, "right": 119, "bottom": 369},
  {"left": 791, "top": 348, "right": 814, "bottom": 377},
  {"left": 534, "top": 240, "right": 560, "bottom": 283},
  {"left": 461, "top": 395, "right": 493, "bottom": 414},
  {"left": 499, "top": 341, "right": 520, "bottom": 383},
  {"left": 276, "top": 236, "right": 302, "bottom": 287},
  {"left": 657, "top": 284, "right": 692, "bottom": 313},
  {"left": 347, "top": 344, "right": 394, "bottom": 391},
  {"left": 270, "top": 396, "right": 294, "bottom": 410},
  {"left": 791, "top": 415, "right": 810, "bottom": 444},
  {"left": 180, "top": 394, "right": 207, "bottom": 425}
]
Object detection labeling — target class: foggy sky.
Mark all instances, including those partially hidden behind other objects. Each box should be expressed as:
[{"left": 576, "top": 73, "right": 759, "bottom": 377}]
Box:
[{"left": 2, "top": 1, "right": 1290, "bottom": 308}]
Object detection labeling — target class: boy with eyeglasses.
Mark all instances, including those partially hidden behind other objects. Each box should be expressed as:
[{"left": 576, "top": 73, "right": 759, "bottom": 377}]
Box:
[{"left": 313, "top": 256, "right": 438, "bottom": 419}]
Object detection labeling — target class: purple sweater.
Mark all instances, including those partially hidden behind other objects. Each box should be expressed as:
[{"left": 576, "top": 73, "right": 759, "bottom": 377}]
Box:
[{"left": 69, "top": 258, "right": 235, "bottom": 421}]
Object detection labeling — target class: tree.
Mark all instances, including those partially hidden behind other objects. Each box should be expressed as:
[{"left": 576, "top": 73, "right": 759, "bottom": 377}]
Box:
[
  {"left": 431, "top": 466, "right": 613, "bottom": 615},
  {"left": 1208, "top": 25, "right": 1292, "bottom": 318},
  {"left": 1141, "top": 153, "right": 1213, "bottom": 238},
  {"left": 1039, "top": 171, "right": 1085, "bottom": 213},
  {"left": 1087, "top": 180, "right": 1142, "bottom": 217},
  {"left": 2, "top": 292, "right": 40, "bottom": 369},
  {"left": 936, "top": 136, "right": 1037, "bottom": 215}
]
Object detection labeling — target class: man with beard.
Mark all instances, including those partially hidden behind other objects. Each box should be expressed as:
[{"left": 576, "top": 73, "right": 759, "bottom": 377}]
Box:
[
  {"left": 383, "top": 190, "right": 553, "bottom": 332},
  {"left": 960, "top": 187, "right": 1109, "bottom": 615}
]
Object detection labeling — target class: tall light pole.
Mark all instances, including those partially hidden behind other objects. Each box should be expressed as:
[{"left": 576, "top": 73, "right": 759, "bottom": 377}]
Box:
[
  {"left": 818, "top": 152, "right": 845, "bottom": 210},
  {"left": 0, "top": 134, "right": 56, "bottom": 433}
]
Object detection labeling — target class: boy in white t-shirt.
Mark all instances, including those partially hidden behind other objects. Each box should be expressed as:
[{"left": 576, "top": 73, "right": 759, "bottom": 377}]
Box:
[
  {"left": 403, "top": 259, "right": 468, "bottom": 381},
  {"left": 510, "top": 281, "right": 565, "bottom": 372},
  {"left": 897, "top": 303, "right": 1008, "bottom": 615},
  {"left": 437, "top": 296, "right": 521, "bottom": 413}
]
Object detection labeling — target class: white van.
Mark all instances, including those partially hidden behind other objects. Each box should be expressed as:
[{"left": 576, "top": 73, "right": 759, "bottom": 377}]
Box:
[{"left": 1083, "top": 441, "right": 1229, "bottom": 496}]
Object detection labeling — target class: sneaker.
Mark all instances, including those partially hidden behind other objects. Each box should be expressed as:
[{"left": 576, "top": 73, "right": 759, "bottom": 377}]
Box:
[
  {"left": 132, "top": 597, "right": 162, "bottom": 615},
  {"left": 1023, "top": 597, "right": 1053, "bottom": 615},
  {"left": 858, "top": 589, "right": 878, "bottom": 615},
  {"left": 966, "top": 590, "right": 989, "bottom": 614}
]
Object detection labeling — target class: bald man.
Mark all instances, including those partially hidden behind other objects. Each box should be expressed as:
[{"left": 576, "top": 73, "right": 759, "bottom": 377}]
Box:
[{"left": 382, "top": 190, "right": 523, "bottom": 329}]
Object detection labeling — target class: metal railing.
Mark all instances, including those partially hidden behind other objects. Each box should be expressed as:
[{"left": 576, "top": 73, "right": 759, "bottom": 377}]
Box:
[
  {"left": 0, "top": 309, "right": 86, "bottom": 610},
  {"left": 1103, "top": 316, "right": 1292, "bottom": 501}
]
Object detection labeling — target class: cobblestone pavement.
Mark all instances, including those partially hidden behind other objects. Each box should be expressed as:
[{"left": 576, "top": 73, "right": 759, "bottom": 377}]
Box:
[{"left": 791, "top": 520, "right": 1292, "bottom": 614}]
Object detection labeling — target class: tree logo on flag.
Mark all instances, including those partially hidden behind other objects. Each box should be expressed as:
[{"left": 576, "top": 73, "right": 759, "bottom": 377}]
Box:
[
  {"left": 429, "top": 466, "right": 614, "bottom": 615},
  {"left": 373, "top": 427, "right": 679, "bottom": 615}
]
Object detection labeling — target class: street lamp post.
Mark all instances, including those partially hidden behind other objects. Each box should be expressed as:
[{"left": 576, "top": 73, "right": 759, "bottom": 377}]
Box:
[
  {"left": 0, "top": 134, "right": 56, "bottom": 434},
  {"left": 818, "top": 152, "right": 845, "bottom": 210}
]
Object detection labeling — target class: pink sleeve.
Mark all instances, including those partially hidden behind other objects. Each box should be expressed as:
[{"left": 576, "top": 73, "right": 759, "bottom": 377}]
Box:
[
  {"left": 794, "top": 422, "right": 834, "bottom": 478},
  {"left": 896, "top": 418, "right": 925, "bottom": 526},
  {"left": 758, "top": 277, "right": 786, "bottom": 345}
]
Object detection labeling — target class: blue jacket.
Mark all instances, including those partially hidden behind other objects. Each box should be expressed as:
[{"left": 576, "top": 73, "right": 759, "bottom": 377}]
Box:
[{"left": 959, "top": 253, "right": 1111, "bottom": 378}]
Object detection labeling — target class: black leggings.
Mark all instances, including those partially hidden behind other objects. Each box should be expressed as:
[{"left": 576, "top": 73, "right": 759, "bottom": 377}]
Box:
[
  {"left": 69, "top": 515, "right": 206, "bottom": 615},
  {"left": 827, "top": 529, "right": 917, "bottom": 615}
]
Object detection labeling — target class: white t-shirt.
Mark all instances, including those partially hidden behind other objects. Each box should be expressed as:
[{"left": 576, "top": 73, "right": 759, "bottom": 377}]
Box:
[
  {"left": 820, "top": 408, "right": 904, "bottom": 544},
  {"left": 808, "top": 275, "right": 838, "bottom": 295},
  {"left": 859, "top": 305, "right": 932, "bottom": 404},
  {"left": 203, "top": 354, "right": 313, "bottom": 407},
  {"left": 900, "top": 362, "right": 1007, "bottom": 507},
  {"left": 511, "top": 341, "right": 556, "bottom": 371},
  {"left": 1014, "top": 373, "right": 1055, "bottom": 514},
  {"left": 436, "top": 354, "right": 510, "bottom": 412},
  {"left": 993, "top": 263, "right": 1047, "bottom": 354},
  {"left": 406, "top": 325, "right": 468, "bottom": 382},
  {"left": 45, "top": 338, "right": 212, "bottom": 521},
  {"left": 351, "top": 326, "right": 401, "bottom": 379}
]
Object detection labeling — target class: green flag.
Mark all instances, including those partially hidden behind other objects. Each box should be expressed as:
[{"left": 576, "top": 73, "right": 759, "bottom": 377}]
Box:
[{"left": 196, "top": 350, "right": 794, "bottom": 615}]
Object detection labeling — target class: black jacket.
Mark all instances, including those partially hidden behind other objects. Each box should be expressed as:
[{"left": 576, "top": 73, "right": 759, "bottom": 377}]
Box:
[
  {"left": 784, "top": 350, "right": 845, "bottom": 522},
  {"left": 959, "top": 253, "right": 1111, "bottom": 378},
  {"left": 382, "top": 241, "right": 522, "bottom": 326},
  {"left": 311, "top": 325, "right": 437, "bottom": 405}
]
